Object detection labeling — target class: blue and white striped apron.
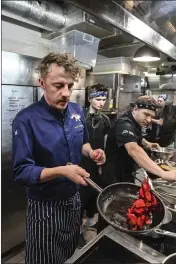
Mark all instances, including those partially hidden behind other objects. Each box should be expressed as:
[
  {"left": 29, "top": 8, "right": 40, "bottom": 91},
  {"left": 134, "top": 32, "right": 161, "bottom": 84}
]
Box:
[{"left": 25, "top": 192, "right": 81, "bottom": 264}]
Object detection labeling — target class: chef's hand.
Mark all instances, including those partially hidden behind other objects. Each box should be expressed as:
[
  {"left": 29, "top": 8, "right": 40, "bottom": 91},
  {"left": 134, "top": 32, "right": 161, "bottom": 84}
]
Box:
[
  {"left": 64, "top": 164, "right": 90, "bottom": 186},
  {"left": 89, "top": 149, "right": 106, "bottom": 165},
  {"left": 143, "top": 138, "right": 161, "bottom": 150},
  {"left": 161, "top": 170, "right": 176, "bottom": 181},
  {"left": 151, "top": 118, "right": 163, "bottom": 126},
  {"left": 148, "top": 142, "right": 161, "bottom": 150}
]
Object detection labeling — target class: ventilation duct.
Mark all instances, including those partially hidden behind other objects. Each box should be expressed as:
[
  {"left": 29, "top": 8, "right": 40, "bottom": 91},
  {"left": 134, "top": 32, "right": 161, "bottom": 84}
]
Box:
[
  {"left": 150, "top": 1, "right": 176, "bottom": 21},
  {"left": 134, "top": 1, "right": 176, "bottom": 45},
  {"left": 66, "top": 0, "right": 176, "bottom": 60},
  {"left": 2, "top": 1, "right": 115, "bottom": 40},
  {"left": 150, "top": 1, "right": 176, "bottom": 42},
  {"left": 2, "top": 0, "right": 66, "bottom": 31}
]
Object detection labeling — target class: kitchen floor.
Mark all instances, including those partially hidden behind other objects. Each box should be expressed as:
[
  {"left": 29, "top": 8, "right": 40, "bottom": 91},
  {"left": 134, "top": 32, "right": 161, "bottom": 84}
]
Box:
[{"left": 2, "top": 216, "right": 98, "bottom": 264}]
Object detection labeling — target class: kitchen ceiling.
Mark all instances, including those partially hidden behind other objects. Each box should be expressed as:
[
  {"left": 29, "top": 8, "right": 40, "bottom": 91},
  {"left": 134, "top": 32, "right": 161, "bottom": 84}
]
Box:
[{"left": 2, "top": 0, "right": 176, "bottom": 71}]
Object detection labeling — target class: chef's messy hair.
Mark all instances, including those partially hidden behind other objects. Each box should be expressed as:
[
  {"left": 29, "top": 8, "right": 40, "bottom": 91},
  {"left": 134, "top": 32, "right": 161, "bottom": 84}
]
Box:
[{"left": 36, "top": 52, "right": 84, "bottom": 82}]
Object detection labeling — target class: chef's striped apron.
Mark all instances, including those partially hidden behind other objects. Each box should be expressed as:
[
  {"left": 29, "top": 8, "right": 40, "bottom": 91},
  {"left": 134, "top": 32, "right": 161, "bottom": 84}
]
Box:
[{"left": 25, "top": 192, "right": 81, "bottom": 264}]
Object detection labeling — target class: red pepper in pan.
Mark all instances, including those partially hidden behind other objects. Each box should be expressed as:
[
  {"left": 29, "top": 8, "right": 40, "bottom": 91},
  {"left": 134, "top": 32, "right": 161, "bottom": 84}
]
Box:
[
  {"left": 137, "top": 215, "right": 145, "bottom": 228},
  {"left": 145, "top": 191, "right": 152, "bottom": 202},
  {"left": 133, "top": 199, "right": 146, "bottom": 208},
  {"left": 132, "top": 226, "right": 137, "bottom": 231},
  {"left": 127, "top": 178, "right": 157, "bottom": 230},
  {"left": 127, "top": 213, "right": 137, "bottom": 225},
  {"left": 139, "top": 188, "right": 145, "bottom": 198},
  {"left": 151, "top": 194, "right": 158, "bottom": 206},
  {"left": 145, "top": 216, "right": 151, "bottom": 225}
]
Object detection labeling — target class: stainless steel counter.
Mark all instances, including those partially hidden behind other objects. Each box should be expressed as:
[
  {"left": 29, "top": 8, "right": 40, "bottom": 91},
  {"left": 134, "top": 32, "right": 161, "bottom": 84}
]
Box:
[{"left": 66, "top": 225, "right": 166, "bottom": 263}]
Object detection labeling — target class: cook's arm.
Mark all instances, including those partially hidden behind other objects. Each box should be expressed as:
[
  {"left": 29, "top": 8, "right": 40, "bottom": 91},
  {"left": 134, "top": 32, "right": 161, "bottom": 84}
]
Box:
[
  {"left": 82, "top": 143, "right": 93, "bottom": 157},
  {"left": 151, "top": 118, "right": 163, "bottom": 125},
  {"left": 12, "top": 117, "right": 88, "bottom": 185},
  {"left": 142, "top": 138, "right": 160, "bottom": 149},
  {"left": 125, "top": 142, "right": 176, "bottom": 180}
]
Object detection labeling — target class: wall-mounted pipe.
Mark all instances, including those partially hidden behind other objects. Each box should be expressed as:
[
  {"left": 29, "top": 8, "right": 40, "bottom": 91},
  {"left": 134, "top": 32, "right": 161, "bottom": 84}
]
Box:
[{"left": 2, "top": 0, "right": 66, "bottom": 31}]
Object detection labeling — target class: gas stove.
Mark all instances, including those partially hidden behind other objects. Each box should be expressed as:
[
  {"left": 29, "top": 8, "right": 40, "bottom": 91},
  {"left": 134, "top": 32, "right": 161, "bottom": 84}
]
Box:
[
  {"left": 136, "top": 221, "right": 176, "bottom": 256},
  {"left": 66, "top": 226, "right": 166, "bottom": 264},
  {"left": 66, "top": 221, "right": 176, "bottom": 264}
]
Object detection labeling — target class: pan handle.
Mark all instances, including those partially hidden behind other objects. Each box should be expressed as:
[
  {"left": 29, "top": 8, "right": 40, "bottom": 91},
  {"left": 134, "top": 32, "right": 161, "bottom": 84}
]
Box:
[
  {"left": 66, "top": 162, "right": 103, "bottom": 193},
  {"left": 154, "top": 228, "right": 176, "bottom": 238},
  {"left": 83, "top": 177, "right": 103, "bottom": 193}
]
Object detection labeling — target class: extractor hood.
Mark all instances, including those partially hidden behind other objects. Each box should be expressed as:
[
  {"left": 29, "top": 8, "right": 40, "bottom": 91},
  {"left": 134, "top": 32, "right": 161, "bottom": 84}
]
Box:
[{"left": 92, "top": 57, "right": 146, "bottom": 77}]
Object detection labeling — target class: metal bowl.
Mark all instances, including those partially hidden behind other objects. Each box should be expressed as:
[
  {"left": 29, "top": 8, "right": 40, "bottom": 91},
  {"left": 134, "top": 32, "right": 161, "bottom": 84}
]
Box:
[{"left": 151, "top": 147, "right": 176, "bottom": 162}]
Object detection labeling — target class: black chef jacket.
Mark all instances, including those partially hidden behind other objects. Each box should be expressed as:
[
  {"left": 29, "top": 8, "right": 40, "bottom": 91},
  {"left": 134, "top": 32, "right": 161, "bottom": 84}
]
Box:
[
  {"left": 158, "top": 103, "right": 176, "bottom": 147},
  {"left": 102, "top": 110, "right": 142, "bottom": 185},
  {"left": 81, "top": 109, "right": 110, "bottom": 184}
]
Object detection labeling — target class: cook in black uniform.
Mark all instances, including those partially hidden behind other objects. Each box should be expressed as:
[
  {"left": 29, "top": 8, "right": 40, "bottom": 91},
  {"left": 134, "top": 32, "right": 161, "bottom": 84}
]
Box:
[
  {"left": 78, "top": 84, "right": 110, "bottom": 246},
  {"left": 98, "top": 96, "right": 176, "bottom": 233},
  {"left": 102, "top": 96, "right": 176, "bottom": 186},
  {"left": 152, "top": 92, "right": 176, "bottom": 148}
]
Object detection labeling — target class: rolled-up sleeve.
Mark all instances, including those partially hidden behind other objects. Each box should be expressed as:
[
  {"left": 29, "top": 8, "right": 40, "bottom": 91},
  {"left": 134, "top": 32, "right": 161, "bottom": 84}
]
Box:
[{"left": 12, "top": 117, "right": 45, "bottom": 186}]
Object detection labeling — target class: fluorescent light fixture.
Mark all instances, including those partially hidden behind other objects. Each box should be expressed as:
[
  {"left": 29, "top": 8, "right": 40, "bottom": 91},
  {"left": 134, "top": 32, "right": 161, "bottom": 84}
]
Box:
[{"left": 133, "top": 45, "right": 160, "bottom": 62}]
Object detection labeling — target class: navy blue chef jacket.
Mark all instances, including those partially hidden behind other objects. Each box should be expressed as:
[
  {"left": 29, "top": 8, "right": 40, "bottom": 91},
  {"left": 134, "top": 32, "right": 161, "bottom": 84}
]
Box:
[{"left": 12, "top": 96, "right": 89, "bottom": 201}]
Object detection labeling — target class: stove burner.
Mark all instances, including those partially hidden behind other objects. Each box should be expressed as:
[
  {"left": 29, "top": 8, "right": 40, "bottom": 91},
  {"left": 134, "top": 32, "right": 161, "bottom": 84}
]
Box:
[{"left": 136, "top": 221, "right": 176, "bottom": 256}]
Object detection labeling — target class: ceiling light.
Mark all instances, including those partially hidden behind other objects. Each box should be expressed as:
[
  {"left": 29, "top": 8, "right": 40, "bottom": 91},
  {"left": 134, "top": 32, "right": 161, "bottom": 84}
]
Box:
[{"left": 133, "top": 45, "right": 160, "bottom": 62}]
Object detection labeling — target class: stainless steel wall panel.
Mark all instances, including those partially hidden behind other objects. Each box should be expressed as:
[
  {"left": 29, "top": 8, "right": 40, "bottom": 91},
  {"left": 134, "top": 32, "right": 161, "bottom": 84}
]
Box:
[
  {"left": 2, "top": 51, "right": 40, "bottom": 86},
  {"left": 70, "top": 89, "right": 85, "bottom": 107},
  {"left": 1, "top": 85, "right": 34, "bottom": 254},
  {"left": 118, "top": 92, "right": 141, "bottom": 117},
  {"left": 148, "top": 76, "right": 160, "bottom": 90},
  {"left": 120, "top": 75, "right": 141, "bottom": 93}
]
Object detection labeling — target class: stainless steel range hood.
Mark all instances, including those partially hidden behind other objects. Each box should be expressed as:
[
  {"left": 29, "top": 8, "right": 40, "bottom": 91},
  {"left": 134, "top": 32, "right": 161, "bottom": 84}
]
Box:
[
  {"left": 92, "top": 57, "right": 146, "bottom": 77},
  {"left": 2, "top": 1, "right": 115, "bottom": 40},
  {"left": 66, "top": 0, "right": 176, "bottom": 60}
]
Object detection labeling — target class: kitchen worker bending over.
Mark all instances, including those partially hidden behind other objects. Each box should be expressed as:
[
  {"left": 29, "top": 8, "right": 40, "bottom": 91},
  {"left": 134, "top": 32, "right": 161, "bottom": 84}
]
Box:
[
  {"left": 102, "top": 96, "right": 176, "bottom": 185},
  {"left": 12, "top": 53, "right": 105, "bottom": 264}
]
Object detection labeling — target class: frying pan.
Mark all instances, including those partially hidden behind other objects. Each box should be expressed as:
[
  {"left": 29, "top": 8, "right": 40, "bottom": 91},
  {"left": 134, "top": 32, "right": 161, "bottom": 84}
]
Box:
[
  {"left": 84, "top": 177, "right": 176, "bottom": 238},
  {"left": 162, "top": 253, "right": 176, "bottom": 264}
]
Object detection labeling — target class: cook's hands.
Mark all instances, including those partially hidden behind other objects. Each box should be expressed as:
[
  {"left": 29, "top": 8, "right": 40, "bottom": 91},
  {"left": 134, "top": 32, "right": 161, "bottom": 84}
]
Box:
[
  {"left": 161, "top": 170, "right": 176, "bottom": 181},
  {"left": 147, "top": 142, "right": 161, "bottom": 150},
  {"left": 152, "top": 118, "right": 163, "bottom": 126},
  {"left": 64, "top": 164, "right": 90, "bottom": 186},
  {"left": 142, "top": 138, "right": 161, "bottom": 150},
  {"left": 89, "top": 149, "right": 106, "bottom": 165}
]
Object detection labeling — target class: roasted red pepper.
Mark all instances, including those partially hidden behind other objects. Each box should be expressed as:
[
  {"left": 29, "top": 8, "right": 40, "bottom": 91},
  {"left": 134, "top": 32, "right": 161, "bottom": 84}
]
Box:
[
  {"left": 145, "top": 216, "right": 151, "bottom": 225},
  {"left": 133, "top": 199, "right": 146, "bottom": 208},
  {"left": 127, "top": 178, "right": 157, "bottom": 230},
  {"left": 137, "top": 215, "right": 146, "bottom": 228},
  {"left": 145, "top": 191, "right": 152, "bottom": 202},
  {"left": 127, "top": 213, "right": 137, "bottom": 225}
]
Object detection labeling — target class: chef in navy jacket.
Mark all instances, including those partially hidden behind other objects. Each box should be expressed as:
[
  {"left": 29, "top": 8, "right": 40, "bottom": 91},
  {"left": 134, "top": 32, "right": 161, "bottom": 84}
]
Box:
[{"left": 12, "top": 53, "right": 105, "bottom": 264}]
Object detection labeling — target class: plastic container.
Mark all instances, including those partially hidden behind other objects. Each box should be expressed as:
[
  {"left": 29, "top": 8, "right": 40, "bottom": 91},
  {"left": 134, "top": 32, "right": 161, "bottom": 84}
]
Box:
[{"left": 50, "top": 30, "right": 100, "bottom": 67}]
